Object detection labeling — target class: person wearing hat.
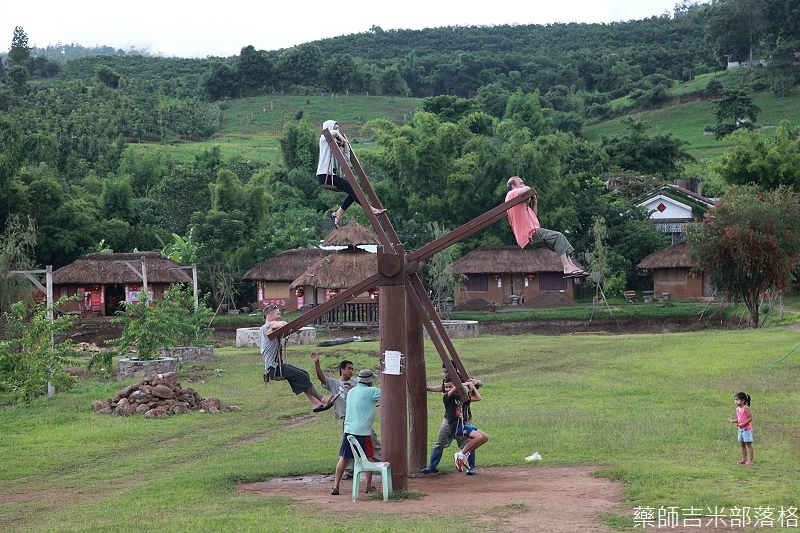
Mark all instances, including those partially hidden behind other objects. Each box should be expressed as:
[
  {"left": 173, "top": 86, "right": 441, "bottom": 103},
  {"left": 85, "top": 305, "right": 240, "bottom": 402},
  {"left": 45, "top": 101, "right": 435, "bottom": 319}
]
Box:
[
  {"left": 259, "top": 304, "right": 339, "bottom": 412},
  {"left": 310, "top": 353, "right": 383, "bottom": 481},
  {"left": 330, "top": 368, "right": 381, "bottom": 495}
]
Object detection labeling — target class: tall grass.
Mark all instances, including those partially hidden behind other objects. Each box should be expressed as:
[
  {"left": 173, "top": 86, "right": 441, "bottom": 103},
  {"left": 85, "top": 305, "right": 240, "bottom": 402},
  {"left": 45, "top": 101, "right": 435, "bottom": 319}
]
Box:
[{"left": 1, "top": 329, "right": 799, "bottom": 531}]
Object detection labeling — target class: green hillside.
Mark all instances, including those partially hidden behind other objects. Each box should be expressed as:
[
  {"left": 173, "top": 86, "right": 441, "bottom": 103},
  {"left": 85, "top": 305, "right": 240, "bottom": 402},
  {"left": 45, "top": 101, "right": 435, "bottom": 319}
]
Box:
[
  {"left": 127, "top": 94, "right": 423, "bottom": 166},
  {"left": 583, "top": 72, "right": 800, "bottom": 172}
]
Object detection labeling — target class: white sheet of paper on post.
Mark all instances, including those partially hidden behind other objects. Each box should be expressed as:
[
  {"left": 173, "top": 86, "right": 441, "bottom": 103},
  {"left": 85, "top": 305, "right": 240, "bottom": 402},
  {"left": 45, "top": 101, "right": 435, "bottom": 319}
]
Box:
[{"left": 383, "top": 350, "right": 402, "bottom": 375}]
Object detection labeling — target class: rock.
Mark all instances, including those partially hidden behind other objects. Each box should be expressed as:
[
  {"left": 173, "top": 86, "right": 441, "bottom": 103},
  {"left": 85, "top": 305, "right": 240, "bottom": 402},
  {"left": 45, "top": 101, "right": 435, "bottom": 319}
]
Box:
[
  {"left": 94, "top": 374, "right": 226, "bottom": 417},
  {"left": 151, "top": 384, "right": 175, "bottom": 399},
  {"left": 144, "top": 406, "right": 171, "bottom": 419}
]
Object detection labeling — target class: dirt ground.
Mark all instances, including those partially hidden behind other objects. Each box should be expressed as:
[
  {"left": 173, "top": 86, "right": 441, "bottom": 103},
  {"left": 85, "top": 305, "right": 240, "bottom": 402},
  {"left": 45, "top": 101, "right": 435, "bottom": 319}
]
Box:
[{"left": 239, "top": 465, "right": 627, "bottom": 532}]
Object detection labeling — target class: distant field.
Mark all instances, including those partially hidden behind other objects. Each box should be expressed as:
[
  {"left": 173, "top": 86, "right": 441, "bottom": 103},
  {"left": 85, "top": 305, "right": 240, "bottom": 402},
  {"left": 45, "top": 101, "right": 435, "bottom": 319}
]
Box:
[
  {"left": 126, "top": 94, "right": 423, "bottom": 167},
  {"left": 583, "top": 85, "right": 800, "bottom": 167}
]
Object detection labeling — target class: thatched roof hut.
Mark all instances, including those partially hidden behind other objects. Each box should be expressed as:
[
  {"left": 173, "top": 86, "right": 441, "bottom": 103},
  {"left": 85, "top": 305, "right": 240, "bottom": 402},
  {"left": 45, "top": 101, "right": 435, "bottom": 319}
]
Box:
[
  {"left": 290, "top": 249, "right": 377, "bottom": 290},
  {"left": 322, "top": 220, "right": 382, "bottom": 248},
  {"left": 637, "top": 241, "right": 693, "bottom": 269},
  {"left": 451, "top": 245, "right": 566, "bottom": 274},
  {"left": 451, "top": 245, "right": 580, "bottom": 307},
  {"left": 241, "top": 248, "right": 332, "bottom": 281},
  {"left": 51, "top": 252, "right": 191, "bottom": 284}
]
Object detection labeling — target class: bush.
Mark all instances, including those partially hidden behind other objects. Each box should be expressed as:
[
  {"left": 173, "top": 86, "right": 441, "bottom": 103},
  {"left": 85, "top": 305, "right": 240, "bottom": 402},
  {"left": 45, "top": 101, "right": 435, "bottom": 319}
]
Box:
[
  {"left": 91, "top": 285, "right": 213, "bottom": 370},
  {"left": 0, "top": 297, "right": 79, "bottom": 405}
]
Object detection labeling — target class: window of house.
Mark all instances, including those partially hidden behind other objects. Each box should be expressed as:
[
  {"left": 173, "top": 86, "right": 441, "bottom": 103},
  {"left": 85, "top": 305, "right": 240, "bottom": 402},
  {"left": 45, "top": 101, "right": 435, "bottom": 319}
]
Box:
[
  {"left": 463, "top": 274, "right": 488, "bottom": 292},
  {"left": 538, "top": 272, "right": 567, "bottom": 291},
  {"left": 656, "top": 269, "right": 688, "bottom": 283}
]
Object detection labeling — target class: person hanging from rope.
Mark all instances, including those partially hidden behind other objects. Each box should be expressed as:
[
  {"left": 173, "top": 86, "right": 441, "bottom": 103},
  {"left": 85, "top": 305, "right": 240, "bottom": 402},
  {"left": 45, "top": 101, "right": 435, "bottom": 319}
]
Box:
[
  {"left": 504, "top": 176, "right": 588, "bottom": 278},
  {"left": 316, "top": 120, "right": 385, "bottom": 229},
  {"left": 260, "top": 304, "right": 339, "bottom": 412},
  {"left": 445, "top": 374, "right": 489, "bottom": 473},
  {"left": 422, "top": 364, "right": 483, "bottom": 475}
]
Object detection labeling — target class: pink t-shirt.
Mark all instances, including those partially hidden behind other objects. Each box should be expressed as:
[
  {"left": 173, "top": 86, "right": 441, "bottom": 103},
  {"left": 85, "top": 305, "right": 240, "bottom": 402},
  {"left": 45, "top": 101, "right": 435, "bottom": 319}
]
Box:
[
  {"left": 505, "top": 186, "right": 540, "bottom": 249},
  {"left": 736, "top": 406, "right": 752, "bottom": 430}
]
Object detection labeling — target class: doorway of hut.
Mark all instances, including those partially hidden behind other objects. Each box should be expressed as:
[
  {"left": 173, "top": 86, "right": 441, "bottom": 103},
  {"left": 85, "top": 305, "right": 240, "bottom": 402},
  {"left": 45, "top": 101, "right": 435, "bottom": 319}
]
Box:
[{"left": 105, "top": 284, "right": 125, "bottom": 317}]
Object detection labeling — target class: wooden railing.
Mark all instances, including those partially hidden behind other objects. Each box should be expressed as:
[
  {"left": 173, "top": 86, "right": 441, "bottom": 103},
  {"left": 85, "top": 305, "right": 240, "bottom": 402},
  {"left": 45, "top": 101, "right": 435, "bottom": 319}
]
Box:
[{"left": 305, "top": 302, "right": 380, "bottom": 327}]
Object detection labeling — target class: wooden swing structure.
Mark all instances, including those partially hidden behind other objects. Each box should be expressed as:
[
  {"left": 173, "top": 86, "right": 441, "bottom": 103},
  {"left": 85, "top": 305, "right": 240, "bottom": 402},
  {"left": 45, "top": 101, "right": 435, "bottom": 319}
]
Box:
[{"left": 269, "top": 129, "right": 536, "bottom": 490}]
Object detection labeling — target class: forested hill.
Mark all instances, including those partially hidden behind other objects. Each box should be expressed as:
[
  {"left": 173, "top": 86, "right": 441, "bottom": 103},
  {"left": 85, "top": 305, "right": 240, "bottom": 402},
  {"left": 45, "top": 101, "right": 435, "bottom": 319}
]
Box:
[
  {"left": 314, "top": 5, "right": 725, "bottom": 97},
  {"left": 8, "top": 2, "right": 716, "bottom": 101},
  {"left": 314, "top": 12, "right": 716, "bottom": 91}
]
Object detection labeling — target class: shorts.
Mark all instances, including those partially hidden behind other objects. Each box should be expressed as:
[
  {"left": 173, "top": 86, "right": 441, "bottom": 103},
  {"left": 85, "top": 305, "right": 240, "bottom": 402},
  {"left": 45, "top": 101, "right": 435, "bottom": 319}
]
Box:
[
  {"left": 339, "top": 433, "right": 374, "bottom": 459},
  {"left": 453, "top": 424, "right": 478, "bottom": 439},
  {"left": 738, "top": 428, "right": 753, "bottom": 443}
]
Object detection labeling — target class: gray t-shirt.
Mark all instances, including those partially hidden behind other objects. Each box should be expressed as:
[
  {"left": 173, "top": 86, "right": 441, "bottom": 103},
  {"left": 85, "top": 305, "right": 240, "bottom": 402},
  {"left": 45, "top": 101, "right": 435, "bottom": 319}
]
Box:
[
  {"left": 322, "top": 375, "right": 357, "bottom": 420},
  {"left": 259, "top": 323, "right": 280, "bottom": 371}
]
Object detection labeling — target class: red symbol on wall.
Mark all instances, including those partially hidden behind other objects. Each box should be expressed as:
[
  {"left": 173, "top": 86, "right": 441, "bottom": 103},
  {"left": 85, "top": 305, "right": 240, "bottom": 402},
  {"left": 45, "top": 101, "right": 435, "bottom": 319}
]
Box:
[{"left": 657, "top": 203, "right": 666, "bottom": 212}]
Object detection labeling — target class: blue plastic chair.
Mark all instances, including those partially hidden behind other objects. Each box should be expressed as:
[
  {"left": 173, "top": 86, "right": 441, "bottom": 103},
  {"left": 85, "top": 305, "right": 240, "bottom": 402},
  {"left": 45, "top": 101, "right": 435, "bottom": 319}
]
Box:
[{"left": 346, "top": 435, "right": 392, "bottom": 502}]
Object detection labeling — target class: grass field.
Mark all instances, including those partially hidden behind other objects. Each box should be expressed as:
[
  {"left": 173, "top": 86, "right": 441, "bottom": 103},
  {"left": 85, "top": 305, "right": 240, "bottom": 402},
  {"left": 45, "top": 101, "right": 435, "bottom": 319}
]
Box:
[
  {"left": 125, "top": 94, "right": 423, "bottom": 167},
  {"left": 2, "top": 327, "right": 799, "bottom": 532}
]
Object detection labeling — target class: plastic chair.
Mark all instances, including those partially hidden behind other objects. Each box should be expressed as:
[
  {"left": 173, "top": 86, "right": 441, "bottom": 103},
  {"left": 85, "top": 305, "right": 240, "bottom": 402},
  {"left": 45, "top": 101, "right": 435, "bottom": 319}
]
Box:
[{"left": 346, "top": 435, "right": 392, "bottom": 502}]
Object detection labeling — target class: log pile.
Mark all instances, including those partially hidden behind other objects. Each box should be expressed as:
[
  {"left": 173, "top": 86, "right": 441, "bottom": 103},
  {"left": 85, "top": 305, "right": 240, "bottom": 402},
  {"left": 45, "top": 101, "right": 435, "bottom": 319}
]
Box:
[{"left": 91, "top": 372, "right": 239, "bottom": 419}]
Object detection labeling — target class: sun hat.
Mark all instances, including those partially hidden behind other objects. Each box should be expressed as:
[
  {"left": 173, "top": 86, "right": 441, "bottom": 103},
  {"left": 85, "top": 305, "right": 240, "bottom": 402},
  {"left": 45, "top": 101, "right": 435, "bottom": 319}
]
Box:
[{"left": 357, "top": 368, "right": 376, "bottom": 384}]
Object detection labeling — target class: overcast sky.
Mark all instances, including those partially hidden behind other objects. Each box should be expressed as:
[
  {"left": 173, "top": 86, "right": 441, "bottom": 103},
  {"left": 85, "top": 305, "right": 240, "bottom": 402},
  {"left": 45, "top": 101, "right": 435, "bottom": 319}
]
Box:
[{"left": 4, "top": 1, "right": 708, "bottom": 59}]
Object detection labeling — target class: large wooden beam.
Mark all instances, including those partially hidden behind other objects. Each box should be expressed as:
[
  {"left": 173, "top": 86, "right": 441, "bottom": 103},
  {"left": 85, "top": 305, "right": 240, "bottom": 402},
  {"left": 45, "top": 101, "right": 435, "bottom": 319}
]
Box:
[{"left": 406, "top": 188, "right": 536, "bottom": 264}]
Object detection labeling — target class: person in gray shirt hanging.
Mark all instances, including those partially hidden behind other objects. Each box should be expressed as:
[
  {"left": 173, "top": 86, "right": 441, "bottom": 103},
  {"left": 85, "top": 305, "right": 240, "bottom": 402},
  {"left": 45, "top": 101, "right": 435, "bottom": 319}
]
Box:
[{"left": 260, "top": 304, "right": 338, "bottom": 412}]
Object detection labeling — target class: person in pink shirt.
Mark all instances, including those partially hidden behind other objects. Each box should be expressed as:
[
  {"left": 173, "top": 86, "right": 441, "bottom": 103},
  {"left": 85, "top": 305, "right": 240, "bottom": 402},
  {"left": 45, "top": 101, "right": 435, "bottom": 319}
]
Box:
[
  {"left": 504, "top": 176, "right": 588, "bottom": 277},
  {"left": 727, "top": 391, "right": 753, "bottom": 465}
]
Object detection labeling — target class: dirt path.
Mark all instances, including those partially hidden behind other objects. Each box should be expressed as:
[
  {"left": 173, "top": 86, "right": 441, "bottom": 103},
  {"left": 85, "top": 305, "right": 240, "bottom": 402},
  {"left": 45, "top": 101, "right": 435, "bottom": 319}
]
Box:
[{"left": 240, "top": 466, "right": 626, "bottom": 532}]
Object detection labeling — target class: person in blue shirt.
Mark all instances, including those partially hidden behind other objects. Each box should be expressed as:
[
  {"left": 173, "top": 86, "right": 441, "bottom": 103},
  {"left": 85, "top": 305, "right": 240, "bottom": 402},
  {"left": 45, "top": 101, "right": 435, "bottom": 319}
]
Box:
[{"left": 330, "top": 368, "right": 381, "bottom": 495}]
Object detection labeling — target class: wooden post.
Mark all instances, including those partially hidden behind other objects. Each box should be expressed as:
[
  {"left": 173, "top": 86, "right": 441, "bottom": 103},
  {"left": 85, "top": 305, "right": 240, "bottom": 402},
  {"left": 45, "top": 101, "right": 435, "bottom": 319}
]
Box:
[
  {"left": 378, "top": 246, "right": 407, "bottom": 491},
  {"left": 405, "top": 285, "right": 427, "bottom": 472}
]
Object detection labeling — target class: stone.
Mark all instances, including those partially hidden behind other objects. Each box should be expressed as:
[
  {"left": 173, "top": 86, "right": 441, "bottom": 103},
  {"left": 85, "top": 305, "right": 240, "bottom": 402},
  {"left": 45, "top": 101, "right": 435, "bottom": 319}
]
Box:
[
  {"left": 151, "top": 384, "right": 175, "bottom": 400},
  {"left": 144, "top": 407, "right": 171, "bottom": 419},
  {"left": 200, "top": 397, "right": 221, "bottom": 411}
]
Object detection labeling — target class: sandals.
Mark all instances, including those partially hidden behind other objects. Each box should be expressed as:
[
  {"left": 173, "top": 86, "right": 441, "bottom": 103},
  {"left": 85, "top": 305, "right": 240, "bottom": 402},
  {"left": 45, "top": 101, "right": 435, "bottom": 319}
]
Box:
[
  {"left": 330, "top": 487, "right": 339, "bottom": 495},
  {"left": 329, "top": 212, "right": 340, "bottom": 229},
  {"left": 313, "top": 393, "right": 341, "bottom": 412},
  {"left": 563, "top": 270, "right": 589, "bottom": 278}
]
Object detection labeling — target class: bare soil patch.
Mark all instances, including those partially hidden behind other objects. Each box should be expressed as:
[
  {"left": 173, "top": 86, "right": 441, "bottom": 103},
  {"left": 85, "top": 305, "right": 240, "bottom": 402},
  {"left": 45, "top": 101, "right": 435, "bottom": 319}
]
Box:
[{"left": 240, "top": 466, "right": 627, "bottom": 532}]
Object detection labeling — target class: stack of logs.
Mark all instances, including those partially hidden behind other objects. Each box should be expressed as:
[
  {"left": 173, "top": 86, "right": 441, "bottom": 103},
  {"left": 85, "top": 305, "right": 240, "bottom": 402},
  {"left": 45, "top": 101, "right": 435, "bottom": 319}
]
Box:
[{"left": 92, "top": 372, "right": 239, "bottom": 419}]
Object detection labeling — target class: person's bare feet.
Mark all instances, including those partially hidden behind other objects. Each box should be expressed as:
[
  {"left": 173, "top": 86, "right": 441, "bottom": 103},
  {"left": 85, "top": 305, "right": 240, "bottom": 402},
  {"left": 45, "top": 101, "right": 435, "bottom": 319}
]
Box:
[{"left": 372, "top": 207, "right": 386, "bottom": 215}]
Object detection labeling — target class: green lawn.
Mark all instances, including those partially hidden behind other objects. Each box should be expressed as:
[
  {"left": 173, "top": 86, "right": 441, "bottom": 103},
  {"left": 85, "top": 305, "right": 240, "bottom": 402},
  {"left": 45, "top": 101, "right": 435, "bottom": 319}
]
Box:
[{"left": 2, "top": 327, "right": 799, "bottom": 531}]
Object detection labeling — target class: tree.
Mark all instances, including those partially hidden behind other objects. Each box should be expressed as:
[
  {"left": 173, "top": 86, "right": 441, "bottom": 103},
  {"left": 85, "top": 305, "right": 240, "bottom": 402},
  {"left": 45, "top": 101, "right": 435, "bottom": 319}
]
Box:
[
  {"left": 0, "top": 298, "right": 79, "bottom": 405},
  {"left": 424, "top": 222, "right": 464, "bottom": 318},
  {"left": 8, "top": 26, "right": 31, "bottom": 69},
  {"left": 686, "top": 185, "right": 800, "bottom": 328},
  {"left": 713, "top": 123, "right": 800, "bottom": 189},
  {"left": 276, "top": 43, "right": 323, "bottom": 88},
  {"left": 0, "top": 215, "right": 37, "bottom": 317},
  {"left": 713, "top": 87, "right": 761, "bottom": 139},
  {"left": 601, "top": 118, "right": 694, "bottom": 178},
  {"left": 95, "top": 65, "right": 121, "bottom": 89},
  {"left": 235, "top": 45, "right": 274, "bottom": 95}
]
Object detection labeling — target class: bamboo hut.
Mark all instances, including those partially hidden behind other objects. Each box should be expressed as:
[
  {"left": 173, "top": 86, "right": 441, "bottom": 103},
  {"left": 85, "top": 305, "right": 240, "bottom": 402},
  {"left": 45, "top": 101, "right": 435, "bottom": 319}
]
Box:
[
  {"left": 50, "top": 252, "right": 192, "bottom": 318},
  {"left": 290, "top": 221, "right": 381, "bottom": 326},
  {"left": 637, "top": 241, "right": 712, "bottom": 299},
  {"left": 451, "top": 245, "right": 578, "bottom": 307},
  {"left": 241, "top": 248, "right": 332, "bottom": 312}
]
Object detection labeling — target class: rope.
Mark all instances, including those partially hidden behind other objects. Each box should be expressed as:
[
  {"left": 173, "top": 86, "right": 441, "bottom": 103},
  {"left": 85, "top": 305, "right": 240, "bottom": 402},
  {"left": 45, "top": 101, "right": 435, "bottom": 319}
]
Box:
[{"left": 766, "top": 343, "right": 800, "bottom": 366}]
